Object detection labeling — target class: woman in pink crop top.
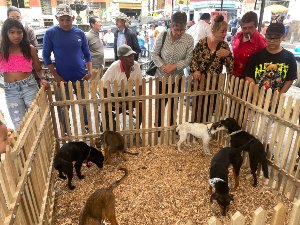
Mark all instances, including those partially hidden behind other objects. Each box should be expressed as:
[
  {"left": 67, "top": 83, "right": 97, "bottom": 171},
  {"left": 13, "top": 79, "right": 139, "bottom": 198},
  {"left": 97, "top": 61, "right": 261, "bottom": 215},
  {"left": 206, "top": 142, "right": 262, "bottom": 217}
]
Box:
[{"left": 0, "top": 18, "right": 49, "bottom": 128}]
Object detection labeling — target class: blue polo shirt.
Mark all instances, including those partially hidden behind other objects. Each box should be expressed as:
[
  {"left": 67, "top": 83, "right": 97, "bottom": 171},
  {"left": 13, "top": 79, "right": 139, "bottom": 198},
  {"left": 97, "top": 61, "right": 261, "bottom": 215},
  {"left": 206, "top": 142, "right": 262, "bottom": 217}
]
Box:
[{"left": 42, "top": 25, "right": 92, "bottom": 82}]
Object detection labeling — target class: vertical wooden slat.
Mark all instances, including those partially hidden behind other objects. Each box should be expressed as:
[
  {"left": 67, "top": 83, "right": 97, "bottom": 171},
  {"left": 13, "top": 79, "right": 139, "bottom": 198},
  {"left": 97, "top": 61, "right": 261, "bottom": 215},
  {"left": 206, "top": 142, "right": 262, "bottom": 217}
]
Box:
[
  {"left": 172, "top": 76, "right": 180, "bottom": 144},
  {"left": 178, "top": 76, "right": 185, "bottom": 125},
  {"left": 215, "top": 74, "right": 225, "bottom": 122},
  {"left": 208, "top": 74, "right": 217, "bottom": 122},
  {"left": 229, "top": 76, "right": 240, "bottom": 118},
  {"left": 84, "top": 81, "right": 92, "bottom": 136},
  {"left": 154, "top": 78, "right": 159, "bottom": 145},
  {"left": 288, "top": 199, "right": 300, "bottom": 225},
  {"left": 113, "top": 80, "right": 120, "bottom": 132},
  {"left": 190, "top": 78, "right": 198, "bottom": 123},
  {"left": 121, "top": 81, "right": 127, "bottom": 147},
  {"left": 128, "top": 80, "right": 134, "bottom": 147},
  {"left": 142, "top": 78, "right": 146, "bottom": 147},
  {"left": 230, "top": 211, "right": 245, "bottom": 225},
  {"left": 207, "top": 216, "right": 222, "bottom": 225},
  {"left": 76, "top": 81, "right": 87, "bottom": 138},
  {"left": 166, "top": 76, "right": 172, "bottom": 145},
  {"left": 60, "top": 82, "right": 71, "bottom": 136},
  {"left": 160, "top": 77, "right": 167, "bottom": 144},
  {"left": 135, "top": 79, "right": 141, "bottom": 147},
  {"left": 90, "top": 80, "right": 100, "bottom": 135},
  {"left": 251, "top": 207, "right": 266, "bottom": 225},
  {"left": 67, "top": 82, "right": 78, "bottom": 138},
  {"left": 270, "top": 202, "right": 286, "bottom": 225},
  {"left": 99, "top": 81, "right": 107, "bottom": 131},
  {"left": 148, "top": 78, "right": 153, "bottom": 146}
]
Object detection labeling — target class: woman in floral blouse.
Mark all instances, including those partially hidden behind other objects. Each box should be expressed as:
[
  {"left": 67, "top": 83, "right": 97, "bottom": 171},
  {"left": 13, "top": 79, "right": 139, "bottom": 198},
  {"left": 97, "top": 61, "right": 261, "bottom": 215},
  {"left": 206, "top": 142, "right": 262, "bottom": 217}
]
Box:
[{"left": 190, "top": 15, "right": 233, "bottom": 122}]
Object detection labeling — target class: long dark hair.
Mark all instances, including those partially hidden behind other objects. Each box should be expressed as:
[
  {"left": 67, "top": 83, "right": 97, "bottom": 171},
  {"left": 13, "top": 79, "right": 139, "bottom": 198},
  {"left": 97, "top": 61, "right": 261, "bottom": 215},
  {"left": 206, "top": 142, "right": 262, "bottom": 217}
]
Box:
[{"left": 0, "top": 18, "right": 31, "bottom": 61}]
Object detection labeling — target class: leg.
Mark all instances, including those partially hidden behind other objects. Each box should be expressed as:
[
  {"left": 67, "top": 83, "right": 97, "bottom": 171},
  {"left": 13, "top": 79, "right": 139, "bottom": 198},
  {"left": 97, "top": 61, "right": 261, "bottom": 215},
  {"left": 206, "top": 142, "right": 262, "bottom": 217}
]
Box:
[
  {"left": 74, "top": 81, "right": 89, "bottom": 130},
  {"left": 58, "top": 170, "right": 67, "bottom": 179},
  {"left": 66, "top": 171, "right": 75, "bottom": 190},
  {"left": 106, "top": 199, "right": 118, "bottom": 225},
  {"left": 5, "top": 84, "right": 27, "bottom": 129},
  {"left": 74, "top": 161, "right": 84, "bottom": 179},
  {"left": 202, "top": 138, "right": 210, "bottom": 155},
  {"left": 157, "top": 81, "right": 168, "bottom": 127},
  {"left": 57, "top": 83, "right": 71, "bottom": 134},
  {"left": 177, "top": 132, "right": 187, "bottom": 151},
  {"left": 249, "top": 154, "right": 259, "bottom": 187}
]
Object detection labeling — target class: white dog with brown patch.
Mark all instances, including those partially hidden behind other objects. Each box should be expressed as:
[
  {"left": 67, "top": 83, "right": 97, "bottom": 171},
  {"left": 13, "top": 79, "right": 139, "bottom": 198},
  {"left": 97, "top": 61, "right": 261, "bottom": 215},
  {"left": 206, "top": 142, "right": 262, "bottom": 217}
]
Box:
[{"left": 176, "top": 122, "right": 224, "bottom": 154}]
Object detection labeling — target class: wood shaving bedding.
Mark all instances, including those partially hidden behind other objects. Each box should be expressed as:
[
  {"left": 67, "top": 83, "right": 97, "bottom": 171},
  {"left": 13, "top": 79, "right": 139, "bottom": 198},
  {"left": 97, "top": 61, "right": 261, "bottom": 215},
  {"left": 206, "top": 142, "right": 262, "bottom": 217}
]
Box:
[{"left": 52, "top": 141, "right": 293, "bottom": 225}]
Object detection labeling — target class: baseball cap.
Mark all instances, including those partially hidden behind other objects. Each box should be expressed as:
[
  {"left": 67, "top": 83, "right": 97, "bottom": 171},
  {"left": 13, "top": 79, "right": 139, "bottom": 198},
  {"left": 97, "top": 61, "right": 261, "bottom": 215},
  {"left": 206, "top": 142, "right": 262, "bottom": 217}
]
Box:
[
  {"left": 56, "top": 4, "right": 73, "bottom": 17},
  {"left": 266, "top": 23, "right": 285, "bottom": 37},
  {"left": 117, "top": 44, "right": 136, "bottom": 57}
]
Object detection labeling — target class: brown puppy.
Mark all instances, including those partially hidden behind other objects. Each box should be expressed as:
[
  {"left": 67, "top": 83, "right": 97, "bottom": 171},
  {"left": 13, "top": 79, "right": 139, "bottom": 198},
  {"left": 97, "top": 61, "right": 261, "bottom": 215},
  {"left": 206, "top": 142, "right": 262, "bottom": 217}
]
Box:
[
  {"left": 95, "top": 130, "right": 138, "bottom": 163},
  {"left": 79, "top": 167, "right": 128, "bottom": 225}
]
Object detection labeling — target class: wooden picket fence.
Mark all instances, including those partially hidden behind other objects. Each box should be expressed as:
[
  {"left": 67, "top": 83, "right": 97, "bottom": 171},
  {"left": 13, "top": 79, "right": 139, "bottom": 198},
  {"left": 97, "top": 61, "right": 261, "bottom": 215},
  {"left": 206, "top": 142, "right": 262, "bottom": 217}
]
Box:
[
  {"left": 0, "top": 73, "right": 299, "bottom": 224},
  {"left": 0, "top": 88, "right": 56, "bottom": 225}
]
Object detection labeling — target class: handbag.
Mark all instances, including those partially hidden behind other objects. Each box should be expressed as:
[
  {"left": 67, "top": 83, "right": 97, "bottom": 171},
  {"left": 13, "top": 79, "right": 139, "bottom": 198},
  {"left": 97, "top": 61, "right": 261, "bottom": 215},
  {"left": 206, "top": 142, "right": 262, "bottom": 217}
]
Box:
[{"left": 146, "top": 32, "right": 167, "bottom": 76}]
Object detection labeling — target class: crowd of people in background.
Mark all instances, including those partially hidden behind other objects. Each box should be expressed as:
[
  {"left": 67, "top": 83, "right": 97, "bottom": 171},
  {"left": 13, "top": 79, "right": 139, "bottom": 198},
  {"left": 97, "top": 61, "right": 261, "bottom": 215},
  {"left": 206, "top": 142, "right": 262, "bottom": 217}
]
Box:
[{"left": 0, "top": 4, "right": 298, "bottom": 142}]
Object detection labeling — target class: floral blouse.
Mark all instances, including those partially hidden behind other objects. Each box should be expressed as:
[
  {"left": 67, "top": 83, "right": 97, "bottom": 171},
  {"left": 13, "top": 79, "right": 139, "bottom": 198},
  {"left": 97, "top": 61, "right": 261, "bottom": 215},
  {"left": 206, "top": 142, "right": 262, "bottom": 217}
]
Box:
[{"left": 190, "top": 37, "right": 234, "bottom": 76}]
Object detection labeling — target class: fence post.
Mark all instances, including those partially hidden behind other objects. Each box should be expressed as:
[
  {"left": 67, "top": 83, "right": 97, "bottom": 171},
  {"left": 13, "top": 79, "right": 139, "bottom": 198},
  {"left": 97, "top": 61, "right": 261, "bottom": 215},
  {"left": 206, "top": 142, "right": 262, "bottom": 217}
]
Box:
[
  {"left": 251, "top": 206, "right": 266, "bottom": 225},
  {"left": 270, "top": 202, "right": 287, "bottom": 225},
  {"left": 231, "top": 211, "right": 245, "bottom": 225},
  {"left": 288, "top": 199, "right": 300, "bottom": 225},
  {"left": 207, "top": 216, "right": 222, "bottom": 225}
]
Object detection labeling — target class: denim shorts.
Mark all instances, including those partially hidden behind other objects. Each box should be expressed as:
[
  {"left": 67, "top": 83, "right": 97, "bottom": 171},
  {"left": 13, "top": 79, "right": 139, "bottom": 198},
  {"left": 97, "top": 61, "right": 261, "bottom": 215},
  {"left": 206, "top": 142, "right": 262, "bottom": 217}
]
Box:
[{"left": 4, "top": 74, "right": 39, "bottom": 128}]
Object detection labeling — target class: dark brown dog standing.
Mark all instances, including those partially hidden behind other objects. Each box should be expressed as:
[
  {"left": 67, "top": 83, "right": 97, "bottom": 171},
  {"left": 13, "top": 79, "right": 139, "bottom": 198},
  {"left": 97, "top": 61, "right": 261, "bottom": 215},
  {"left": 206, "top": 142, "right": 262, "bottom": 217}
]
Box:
[
  {"left": 209, "top": 140, "right": 253, "bottom": 216},
  {"left": 79, "top": 167, "right": 128, "bottom": 225},
  {"left": 54, "top": 142, "right": 104, "bottom": 190},
  {"left": 95, "top": 130, "right": 138, "bottom": 163},
  {"left": 220, "top": 118, "right": 269, "bottom": 186}
]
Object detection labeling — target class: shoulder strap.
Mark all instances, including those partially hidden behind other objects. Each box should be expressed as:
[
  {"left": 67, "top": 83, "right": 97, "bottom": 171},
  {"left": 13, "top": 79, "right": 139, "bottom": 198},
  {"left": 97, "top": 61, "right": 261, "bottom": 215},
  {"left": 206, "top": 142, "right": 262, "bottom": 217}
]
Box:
[{"left": 159, "top": 32, "right": 167, "bottom": 57}]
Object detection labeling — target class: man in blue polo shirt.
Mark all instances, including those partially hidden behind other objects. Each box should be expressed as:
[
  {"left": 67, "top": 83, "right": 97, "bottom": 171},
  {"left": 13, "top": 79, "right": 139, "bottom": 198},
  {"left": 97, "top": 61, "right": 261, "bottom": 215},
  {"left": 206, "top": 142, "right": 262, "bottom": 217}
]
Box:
[{"left": 42, "top": 4, "right": 92, "bottom": 134}]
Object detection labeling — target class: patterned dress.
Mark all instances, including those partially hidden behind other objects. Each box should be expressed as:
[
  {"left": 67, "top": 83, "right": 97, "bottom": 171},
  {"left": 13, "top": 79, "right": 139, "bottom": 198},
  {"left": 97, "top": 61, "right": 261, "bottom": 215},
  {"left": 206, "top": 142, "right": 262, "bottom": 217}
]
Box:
[{"left": 190, "top": 37, "right": 234, "bottom": 76}]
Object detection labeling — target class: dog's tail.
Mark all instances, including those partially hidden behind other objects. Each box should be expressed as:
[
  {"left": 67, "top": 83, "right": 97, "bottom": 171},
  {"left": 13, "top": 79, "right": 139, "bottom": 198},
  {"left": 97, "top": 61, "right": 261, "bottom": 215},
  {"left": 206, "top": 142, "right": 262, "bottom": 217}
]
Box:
[
  {"left": 261, "top": 154, "right": 269, "bottom": 178},
  {"left": 108, "top": 167, "right": 128, "bottom": 190}
]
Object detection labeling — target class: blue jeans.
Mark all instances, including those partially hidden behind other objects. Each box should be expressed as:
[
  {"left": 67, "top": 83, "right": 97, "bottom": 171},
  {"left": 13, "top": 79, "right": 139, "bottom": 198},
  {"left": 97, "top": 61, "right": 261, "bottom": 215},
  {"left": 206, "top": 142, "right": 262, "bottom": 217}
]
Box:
[
  {"left": 58, "top": 81, "right": 89, "bottom": 133},
  {"left": 4, "top": 75, "right": 39, "bottom": 129}
]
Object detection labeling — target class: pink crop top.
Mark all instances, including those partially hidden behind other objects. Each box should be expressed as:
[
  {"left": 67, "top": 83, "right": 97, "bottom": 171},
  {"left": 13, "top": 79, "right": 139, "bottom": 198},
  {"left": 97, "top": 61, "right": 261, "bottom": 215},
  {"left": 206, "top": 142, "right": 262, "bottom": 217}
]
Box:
[{"left": 0, "top": 54, "right": 32, "bottom": 73}]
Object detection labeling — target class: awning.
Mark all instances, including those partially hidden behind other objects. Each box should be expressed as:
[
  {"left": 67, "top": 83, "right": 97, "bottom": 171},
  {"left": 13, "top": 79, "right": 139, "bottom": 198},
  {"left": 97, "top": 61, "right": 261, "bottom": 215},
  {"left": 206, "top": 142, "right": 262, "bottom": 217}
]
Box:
[{"left": 119, "top": 3, "right": 141, "bottom": 9}]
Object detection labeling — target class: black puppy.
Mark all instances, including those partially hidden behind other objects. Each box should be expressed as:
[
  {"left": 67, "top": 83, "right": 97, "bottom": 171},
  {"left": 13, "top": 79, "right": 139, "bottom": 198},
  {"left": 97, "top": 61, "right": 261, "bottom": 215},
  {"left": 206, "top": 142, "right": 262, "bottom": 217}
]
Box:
[
  {"left": 220, "top": 118, "right": 269, "bottom": 186},
  {"left": 54, "top": 141, "right": 104, "bottom": 190},
  {"left": 209, "top": 143, "right": 249, "bottom": 216}
]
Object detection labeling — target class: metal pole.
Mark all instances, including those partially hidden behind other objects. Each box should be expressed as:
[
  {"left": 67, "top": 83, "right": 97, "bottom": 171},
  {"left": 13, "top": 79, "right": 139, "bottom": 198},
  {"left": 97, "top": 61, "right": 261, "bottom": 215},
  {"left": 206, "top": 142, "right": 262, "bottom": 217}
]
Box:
[
  {"left": 221, "top": 0, "right": 224, "bottom": 11},
  {"left": 258, "top": 0, "right": 266, "bottom": 32}
]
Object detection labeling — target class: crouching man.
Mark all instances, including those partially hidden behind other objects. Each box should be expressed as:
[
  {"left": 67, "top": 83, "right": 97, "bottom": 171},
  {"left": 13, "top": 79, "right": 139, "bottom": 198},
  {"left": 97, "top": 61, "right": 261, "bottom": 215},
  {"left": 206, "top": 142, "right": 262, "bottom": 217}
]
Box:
[{"left": 101, "top": 44, "right": 143, "bottom": 130}]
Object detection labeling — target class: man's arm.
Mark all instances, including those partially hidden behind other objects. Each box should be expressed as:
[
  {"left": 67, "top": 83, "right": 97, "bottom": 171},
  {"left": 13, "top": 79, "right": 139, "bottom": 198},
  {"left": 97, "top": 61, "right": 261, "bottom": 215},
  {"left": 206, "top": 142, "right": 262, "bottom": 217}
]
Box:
[{"left": 279, "top": 80, "right": 293, "bottom": 96}]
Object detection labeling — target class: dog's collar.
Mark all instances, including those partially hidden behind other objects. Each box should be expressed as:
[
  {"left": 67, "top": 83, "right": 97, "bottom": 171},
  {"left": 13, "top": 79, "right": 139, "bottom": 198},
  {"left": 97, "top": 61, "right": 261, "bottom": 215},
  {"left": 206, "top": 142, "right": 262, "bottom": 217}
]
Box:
[
  {"left": 225, "top": 129, "right": 243, "bottom": 138},
  {"left": 209, "top": 178, "right": 225, "bottom": 187}
]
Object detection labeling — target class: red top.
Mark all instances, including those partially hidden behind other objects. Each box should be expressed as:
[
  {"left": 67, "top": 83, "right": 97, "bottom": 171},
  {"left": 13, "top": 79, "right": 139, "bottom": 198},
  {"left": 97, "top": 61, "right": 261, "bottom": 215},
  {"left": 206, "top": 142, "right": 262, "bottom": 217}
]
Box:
[{"left": 232, "top": 30, "right": 267, "bottom": 78}]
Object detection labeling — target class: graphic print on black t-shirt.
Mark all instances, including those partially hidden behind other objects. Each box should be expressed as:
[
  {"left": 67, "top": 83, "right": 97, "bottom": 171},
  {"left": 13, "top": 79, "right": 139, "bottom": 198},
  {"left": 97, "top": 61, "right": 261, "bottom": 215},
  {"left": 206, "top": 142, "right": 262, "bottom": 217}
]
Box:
[{"left": 254, "top": 62, "right": 289, "bottom": 91}]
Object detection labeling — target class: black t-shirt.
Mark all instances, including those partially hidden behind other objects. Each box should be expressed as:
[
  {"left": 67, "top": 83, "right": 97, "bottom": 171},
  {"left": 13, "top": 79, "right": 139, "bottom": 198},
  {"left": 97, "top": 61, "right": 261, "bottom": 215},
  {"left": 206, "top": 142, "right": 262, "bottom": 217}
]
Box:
[{"left": 243, "top": 48, "right": 297, "bottom": 92}]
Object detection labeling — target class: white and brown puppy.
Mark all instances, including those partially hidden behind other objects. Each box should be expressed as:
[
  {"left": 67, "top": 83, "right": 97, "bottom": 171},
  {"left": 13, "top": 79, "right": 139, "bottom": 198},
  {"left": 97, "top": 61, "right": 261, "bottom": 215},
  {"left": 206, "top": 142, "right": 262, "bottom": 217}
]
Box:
[{"left": 176, "top": 122, "right": 225, "bottom": 154}]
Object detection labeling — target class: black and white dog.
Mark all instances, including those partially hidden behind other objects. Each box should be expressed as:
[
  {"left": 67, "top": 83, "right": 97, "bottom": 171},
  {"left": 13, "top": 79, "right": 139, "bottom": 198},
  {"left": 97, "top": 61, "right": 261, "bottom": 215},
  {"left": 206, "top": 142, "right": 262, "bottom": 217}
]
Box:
[
  {"left": 54, "top": 141, "right": 104, "bottom": 190},
  {"left": 219, "top": 118, "right": 269, "bottom": 186},
  {"left": 176, "top": 122, "right": 225, "bottom": 154}
]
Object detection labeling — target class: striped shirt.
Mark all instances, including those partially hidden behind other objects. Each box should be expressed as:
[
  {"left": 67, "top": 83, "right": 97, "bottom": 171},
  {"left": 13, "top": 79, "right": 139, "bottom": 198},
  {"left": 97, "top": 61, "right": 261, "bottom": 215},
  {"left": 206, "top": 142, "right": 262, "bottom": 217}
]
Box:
[{"left": 152, "top": 30, "right": 194, "bottom": 80}]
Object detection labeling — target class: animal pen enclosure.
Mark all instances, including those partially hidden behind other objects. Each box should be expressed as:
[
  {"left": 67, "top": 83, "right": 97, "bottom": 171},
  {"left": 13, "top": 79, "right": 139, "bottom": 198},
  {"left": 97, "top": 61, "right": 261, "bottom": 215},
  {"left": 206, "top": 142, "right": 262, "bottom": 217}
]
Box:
[{"left": 0, "top": 74, "right": 300, "bottom": 224}]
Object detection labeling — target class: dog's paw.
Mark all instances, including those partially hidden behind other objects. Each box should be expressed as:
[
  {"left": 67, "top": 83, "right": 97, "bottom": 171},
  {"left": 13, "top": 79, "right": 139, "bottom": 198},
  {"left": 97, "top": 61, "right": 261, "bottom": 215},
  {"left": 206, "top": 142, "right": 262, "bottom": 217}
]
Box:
[
  {"left": 78, "top": 175, "right": 85, "bottom": 179},
  {"left": 69, "top": 185, "right": 75, "bottom": 190},
  {"left": 59, "top": 175, "right": 67, "bottom": 180}
]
